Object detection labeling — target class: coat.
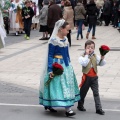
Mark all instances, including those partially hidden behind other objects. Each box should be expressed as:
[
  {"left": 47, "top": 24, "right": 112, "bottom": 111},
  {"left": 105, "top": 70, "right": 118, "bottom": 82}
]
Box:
[
  {"left": 74, "top": 3, "right": 86, "bottom": 20},
  {"left": 103, "top": 1, "right": 111, "bottom": 15},
  {"left": 47, "top": 4, "right": 62, "bottom": 28},
  {"left": 63, "top": 6, "right": 74, "bottom": 30},
  {"left": 39, "top": 5, "right": 48, "bottom": 26},
  {"left": 86, "top": 3, "right": 99, "bottom": 24}
]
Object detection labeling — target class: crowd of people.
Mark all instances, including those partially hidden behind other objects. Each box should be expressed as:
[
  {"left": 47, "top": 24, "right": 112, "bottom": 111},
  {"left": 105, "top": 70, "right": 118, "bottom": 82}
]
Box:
[{"left": 0, "top": 0, "right": 120, "bottom": 49}]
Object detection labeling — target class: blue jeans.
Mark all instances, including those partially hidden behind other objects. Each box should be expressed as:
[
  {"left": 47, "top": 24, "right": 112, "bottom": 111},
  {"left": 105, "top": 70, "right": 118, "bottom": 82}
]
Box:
[
  {"left": 77, "top": 19, "right": 84, "bottom": 39},
  {"left": 87, "top": 24, "right": 96, "bottom": 36}
]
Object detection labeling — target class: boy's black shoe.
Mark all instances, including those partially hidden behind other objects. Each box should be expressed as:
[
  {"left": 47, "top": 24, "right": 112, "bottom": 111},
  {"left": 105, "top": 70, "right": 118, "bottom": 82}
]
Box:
[
  {"left": 96, "top": 109, "right": 105, "bottom": 115},
  {"left": 77, "top": 106, "right": 86, "bottom": 111}
]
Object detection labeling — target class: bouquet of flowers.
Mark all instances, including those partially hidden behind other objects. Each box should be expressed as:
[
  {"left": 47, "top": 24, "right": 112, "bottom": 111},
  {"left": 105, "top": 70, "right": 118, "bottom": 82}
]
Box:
[
  {"left": 45, "top": 63, "right": 64, "bottom": 86},
  {"left": 99, "top": 45, "right": 110, "bottom": 64}
]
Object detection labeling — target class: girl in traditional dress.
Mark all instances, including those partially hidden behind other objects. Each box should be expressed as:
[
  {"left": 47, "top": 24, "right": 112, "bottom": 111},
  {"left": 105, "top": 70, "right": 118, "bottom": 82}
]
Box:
[
  {"left": 39, "top": 19, "right": 80, "bottom": 117},
  {"left": 10, "top": 0, "right": 23, "bottom": 36}
]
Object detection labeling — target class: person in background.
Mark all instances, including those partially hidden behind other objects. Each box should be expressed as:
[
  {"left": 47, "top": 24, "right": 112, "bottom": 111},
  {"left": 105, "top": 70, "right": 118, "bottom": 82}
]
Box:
[
  {"left": 39, "top": 0, "right": 49, "bottom": 40},
  {"left": 86, "top": 0, "right": 99, "bottom": 39},
  {"left": 1, "top": 0, "right": 11, "bottom": 35},
  {"left": 116, "top": 0, "right": 120, "bottom": 31},
  {"left": 61, "top": 0, "right": 65, "bottom": 15},
  {"left": 47, "top": 0, "right": 62, "bottom": 36},
  {"left": 32, "top": 2, "right": 39, "bottom": 30},
  {"left": 0, "top": 3, "right": 6, "bottom": 49},
  {"left": 10, "top": 0, "right": 23, "bottom": 36},
  {"left": 22, "top": 1, "right": 34, "bottom": 40},
  {"left": 112, "top": 1, "right": 118, "bottom": 28},
  {"left": 63, "top": 0, "right": 74, "bottom": 46},
  {"left": 74, "top": 0, "right": 86, "bottom": 40},
  {"left": 103, "top": 0, "right": 111, "bottom": 26}
]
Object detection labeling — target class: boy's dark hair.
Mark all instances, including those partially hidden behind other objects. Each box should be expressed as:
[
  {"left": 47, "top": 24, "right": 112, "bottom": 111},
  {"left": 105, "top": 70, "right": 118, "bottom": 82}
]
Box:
[{"left": 85, "top": 40, "right": 95, "bottom": 48}]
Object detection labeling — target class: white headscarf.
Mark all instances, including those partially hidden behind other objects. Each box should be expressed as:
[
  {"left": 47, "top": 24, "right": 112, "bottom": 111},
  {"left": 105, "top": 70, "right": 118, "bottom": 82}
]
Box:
[{"left": 49, "top": 19, "right": 65, "bottom": 40}]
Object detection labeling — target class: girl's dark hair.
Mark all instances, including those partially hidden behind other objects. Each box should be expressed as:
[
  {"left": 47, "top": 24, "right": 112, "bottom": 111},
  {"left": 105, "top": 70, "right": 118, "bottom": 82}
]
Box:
[
  {"left": 61, "top": 22, "right": 69, "bottom": 29},
  {"left": 85, "top": 40, "right": 95, "bottom": 48}
]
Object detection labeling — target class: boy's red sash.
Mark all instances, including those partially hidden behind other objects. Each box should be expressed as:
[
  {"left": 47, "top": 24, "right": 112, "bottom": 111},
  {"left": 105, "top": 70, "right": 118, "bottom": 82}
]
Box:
[{"left": 79, "top": 68, "right": 97, "bottom": 87}]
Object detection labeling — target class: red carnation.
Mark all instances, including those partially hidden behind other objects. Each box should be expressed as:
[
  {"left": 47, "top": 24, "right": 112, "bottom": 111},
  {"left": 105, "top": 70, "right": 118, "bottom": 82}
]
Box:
[
  {"left": 101, "top": 45, "right": 110, "bottom": 51},
  {"left": 99, "top": 45, "right": 110, "bottom": 65},
  {"left": 45, "top": 62, "right": 64, "bottom": 86},
  {"left": 52, "top": 63, "right": 63, "bottom": 70}
]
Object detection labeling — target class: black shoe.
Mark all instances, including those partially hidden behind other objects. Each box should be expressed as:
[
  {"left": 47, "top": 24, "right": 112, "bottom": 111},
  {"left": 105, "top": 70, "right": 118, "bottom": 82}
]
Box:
[
  {"left": 77, "top": 106, "right": 86, "bottom": 111},
  {"left": 44, "top": 106, "right": 57, "bottom": 112},
  {"left": 39, "top": 37, "right": 45, "bottom": 40},
  {"left": 65, "top": 110, "right": 76, "bottom": 117},
  {"left": 39, "top": 37, "right": 48, "bottom": 40},
  {"left": 96, "top": 109, "right": 105, "bottom": 115}
]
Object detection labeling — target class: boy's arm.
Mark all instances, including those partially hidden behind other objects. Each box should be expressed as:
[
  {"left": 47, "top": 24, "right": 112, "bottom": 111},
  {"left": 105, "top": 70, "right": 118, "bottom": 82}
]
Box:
[
  {"left": 96, "top": 55, "right": 106, "bottom": 66},
  {"left": 78, "top": 55, "right": 90, "bottom": 67}
]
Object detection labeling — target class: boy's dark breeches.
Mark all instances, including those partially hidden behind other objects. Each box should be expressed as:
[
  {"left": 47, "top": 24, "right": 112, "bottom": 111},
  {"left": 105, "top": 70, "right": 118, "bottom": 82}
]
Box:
[{"left": 78, "top": 76, "right": 102, "bottom": 110}]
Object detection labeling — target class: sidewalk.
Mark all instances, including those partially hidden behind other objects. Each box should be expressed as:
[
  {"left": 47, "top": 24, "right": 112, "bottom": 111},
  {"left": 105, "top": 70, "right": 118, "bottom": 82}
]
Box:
[{"left": 0, "top": 25, "right": 120, "bottom": 100}]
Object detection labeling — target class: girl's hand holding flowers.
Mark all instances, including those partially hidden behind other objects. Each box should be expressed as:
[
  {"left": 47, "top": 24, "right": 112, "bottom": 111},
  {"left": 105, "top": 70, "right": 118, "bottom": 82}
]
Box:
[
  {"left": 49, "top": 72, "right": 54, "bottom": 79},
  {"left": 45, "top": 63, "right": 64, "bottom": 86}
]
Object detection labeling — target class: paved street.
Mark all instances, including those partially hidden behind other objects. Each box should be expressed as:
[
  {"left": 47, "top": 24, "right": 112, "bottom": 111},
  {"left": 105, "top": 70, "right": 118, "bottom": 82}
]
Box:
[{"left": 0, "top": 26, "right": 120, "bottom": 119}]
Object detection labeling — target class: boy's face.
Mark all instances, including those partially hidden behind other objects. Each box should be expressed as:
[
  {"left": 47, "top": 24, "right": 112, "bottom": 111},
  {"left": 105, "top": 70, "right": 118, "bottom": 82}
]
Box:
[{"left": 85, "top": 44, "right": 95, "bottom": 54}]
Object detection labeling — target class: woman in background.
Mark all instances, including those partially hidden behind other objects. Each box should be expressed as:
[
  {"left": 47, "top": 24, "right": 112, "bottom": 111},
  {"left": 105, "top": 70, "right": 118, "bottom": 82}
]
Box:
[
  {"left": 39, "top": 0, "right": 49, "bottom": 40},
  {"left": 63, "top": 0, "right": 74, "bottom": 47}
]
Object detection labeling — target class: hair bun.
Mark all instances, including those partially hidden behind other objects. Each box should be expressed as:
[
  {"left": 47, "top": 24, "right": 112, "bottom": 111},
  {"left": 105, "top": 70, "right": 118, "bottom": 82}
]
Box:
[{"left": 64, "top": 0, "right": 71, "bottom": 6}]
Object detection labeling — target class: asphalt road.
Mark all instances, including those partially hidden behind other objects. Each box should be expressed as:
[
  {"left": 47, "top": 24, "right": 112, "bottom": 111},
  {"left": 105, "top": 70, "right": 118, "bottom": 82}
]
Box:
[{"left": 0, "top": 81, "right": 120, "bottom": 120}]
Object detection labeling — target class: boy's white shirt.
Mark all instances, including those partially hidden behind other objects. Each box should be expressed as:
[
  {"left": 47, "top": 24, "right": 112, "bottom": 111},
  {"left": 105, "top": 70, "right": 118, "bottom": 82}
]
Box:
[{"left": 78, "top": 54, "right": 106, "bottom": 67}]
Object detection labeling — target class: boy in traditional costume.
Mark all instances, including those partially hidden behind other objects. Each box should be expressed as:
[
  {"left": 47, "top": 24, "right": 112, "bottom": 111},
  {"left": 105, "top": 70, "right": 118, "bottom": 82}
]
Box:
[{"left": 77, "top": 40, "right": 106, "bottom": 115}]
